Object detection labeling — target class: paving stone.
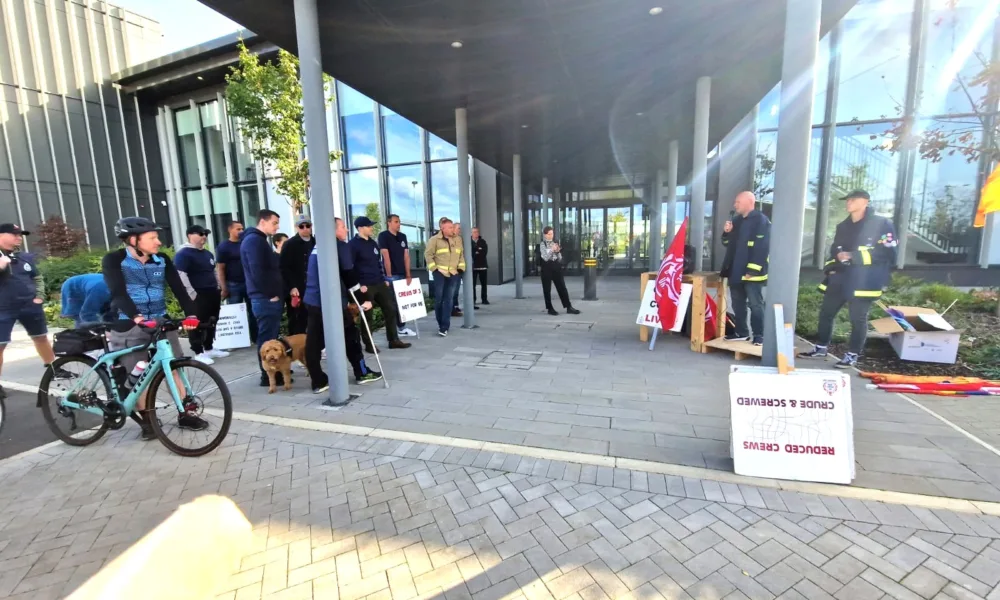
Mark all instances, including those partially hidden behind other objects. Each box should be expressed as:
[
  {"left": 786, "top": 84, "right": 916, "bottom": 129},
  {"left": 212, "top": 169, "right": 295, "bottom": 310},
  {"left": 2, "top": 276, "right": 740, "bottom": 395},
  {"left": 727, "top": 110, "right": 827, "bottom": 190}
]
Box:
[
  {"left": 834, "top": 576, "right": 885, "bottom": 600},
  {"left": 884, "top": 544, "right": 929, "bottom": 574},
  {"left": 684, "top": 548, "right": 729, "bottom": 580},
  {"left": 756, "top": 561, "right": 804, "bottom": 596},
  {"left": 901, "top": 566, "right": 948, "bottom": 599}
]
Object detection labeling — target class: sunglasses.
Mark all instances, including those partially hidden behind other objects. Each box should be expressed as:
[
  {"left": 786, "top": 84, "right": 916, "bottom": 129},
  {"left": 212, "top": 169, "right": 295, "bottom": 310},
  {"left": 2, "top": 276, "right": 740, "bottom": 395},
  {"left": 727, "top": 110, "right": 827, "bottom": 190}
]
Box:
[{"left": 298, "top": 223, "right": 312, "bottom": 229}]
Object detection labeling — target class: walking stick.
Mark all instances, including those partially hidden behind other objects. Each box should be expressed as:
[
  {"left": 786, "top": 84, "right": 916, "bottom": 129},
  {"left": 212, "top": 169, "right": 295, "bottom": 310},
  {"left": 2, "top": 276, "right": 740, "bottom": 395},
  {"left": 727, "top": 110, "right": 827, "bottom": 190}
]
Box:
[{"left": 349, "top": 287, "right": 390, "bottom": 389}]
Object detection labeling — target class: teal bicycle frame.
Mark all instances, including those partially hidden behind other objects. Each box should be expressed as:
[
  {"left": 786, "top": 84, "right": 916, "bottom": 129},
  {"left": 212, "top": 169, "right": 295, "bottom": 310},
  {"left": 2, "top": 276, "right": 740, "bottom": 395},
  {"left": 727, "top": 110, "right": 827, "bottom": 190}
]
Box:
[{"left": 58, "top": 335, "right": 193, "bottom": 418}]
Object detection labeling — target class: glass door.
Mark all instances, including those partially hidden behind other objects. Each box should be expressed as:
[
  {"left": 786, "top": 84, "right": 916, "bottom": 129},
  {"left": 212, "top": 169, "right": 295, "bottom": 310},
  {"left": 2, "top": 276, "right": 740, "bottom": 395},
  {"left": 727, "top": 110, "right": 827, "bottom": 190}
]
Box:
[{"left": 580, "top": 208, "right": 606, "bottom": 267}]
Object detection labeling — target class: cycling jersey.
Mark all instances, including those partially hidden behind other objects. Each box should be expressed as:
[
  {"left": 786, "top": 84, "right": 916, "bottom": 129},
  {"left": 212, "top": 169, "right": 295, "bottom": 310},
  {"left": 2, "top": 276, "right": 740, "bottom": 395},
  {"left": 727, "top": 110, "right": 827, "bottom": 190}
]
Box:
[{"left": 102, "top": 248, "right": 196, "bottom": 331}]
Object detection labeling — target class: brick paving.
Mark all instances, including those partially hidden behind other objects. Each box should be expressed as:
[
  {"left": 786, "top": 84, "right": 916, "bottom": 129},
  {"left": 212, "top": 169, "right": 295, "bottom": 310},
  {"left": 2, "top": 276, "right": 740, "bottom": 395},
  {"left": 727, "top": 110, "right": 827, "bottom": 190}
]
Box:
[{"left": 2, "top": 419, "right": 1000, "bottom": 599}]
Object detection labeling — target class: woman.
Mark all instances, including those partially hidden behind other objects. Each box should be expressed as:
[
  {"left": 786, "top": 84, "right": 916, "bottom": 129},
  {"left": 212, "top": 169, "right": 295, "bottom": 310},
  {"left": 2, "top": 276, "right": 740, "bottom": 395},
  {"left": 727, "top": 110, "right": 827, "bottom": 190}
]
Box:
[
  {"left": 538, "top": 226, "right": 580, "bottom": 316},
  {"left": 272, "top": 233, "right": 288, "bottom": 253}
]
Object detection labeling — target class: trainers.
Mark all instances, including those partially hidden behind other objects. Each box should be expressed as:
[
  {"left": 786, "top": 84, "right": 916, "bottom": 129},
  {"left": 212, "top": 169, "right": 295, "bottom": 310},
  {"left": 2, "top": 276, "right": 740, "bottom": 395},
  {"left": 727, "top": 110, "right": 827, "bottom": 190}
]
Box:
[
  {"left": 389, "top": 340, "right": 412, "bottom": 349},
  {"left": 140, "top": 425, "right": 156, "bottom": 441},
  {"left": 482, "top": 300, "right": 490, "bottom": 305},
  {"left": 312, "top": 384, "right": 329, "bottom": 394},
  {"left": 567, "top": 307, "right": 581, "bottom": 315},
  {"left": 474, "top": 306, "right": 480, "bottom": 310},
  {"left": 357, "top": 371, "right": 383, "bottom": 385},
  {"left": 752, "top": 337, "right": 763, "bottom": 346},
  {"left": 178, "top": 413, "right": 209, "bottom": 431},
  {"left": 798, "top": 346, "right": 829, "bottom": 359},
  {"left": 834, "top": 353, "right": 859, "bottom": 369},
  {"left": 547, "top": 308, "right": 559, "bottom": 316},
  {"left": 451, "top": 310, "right": 463, "bottom": 317},
  {"left": 438, "top": 330, "right": 448, "bottom": 337},
  {"left": 206, "top": 349, "right": 230, "bottom": 359},
  {"left": 49, "top": 365, "right": 74, "bottom": 379},
  {"left": 194, "top": 353, "right": 215, "bottom": 365},
  {"left": 724, "top": 334, "right": 750, "bottom": 342}
]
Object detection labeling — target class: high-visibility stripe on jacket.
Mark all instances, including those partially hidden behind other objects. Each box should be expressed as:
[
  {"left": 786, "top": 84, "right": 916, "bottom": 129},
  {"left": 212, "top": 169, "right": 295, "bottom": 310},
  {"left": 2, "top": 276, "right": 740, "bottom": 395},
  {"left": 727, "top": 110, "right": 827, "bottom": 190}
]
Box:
[
  {"left": 818, "top": 207, "right": 897, "bottom": 298},
  {"left": 720, "top": 209, "right": 770, "bottom": 282},
  {"left": 424, "top": 231, "right": 464, "bottom": 276}
]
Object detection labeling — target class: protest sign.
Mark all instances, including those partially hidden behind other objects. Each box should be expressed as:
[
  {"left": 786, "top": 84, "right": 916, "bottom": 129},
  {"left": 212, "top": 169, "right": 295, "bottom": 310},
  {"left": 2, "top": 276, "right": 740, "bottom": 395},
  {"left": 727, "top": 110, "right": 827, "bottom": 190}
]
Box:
[
  {"left": 636, "top": 280, "right": 691, "bottom": 332},
  {"left": 214, "top": 302, "right": 252, "bottom": 350},
  {"left": 392, "top": 279, "right": 427, "bottom": 322}
]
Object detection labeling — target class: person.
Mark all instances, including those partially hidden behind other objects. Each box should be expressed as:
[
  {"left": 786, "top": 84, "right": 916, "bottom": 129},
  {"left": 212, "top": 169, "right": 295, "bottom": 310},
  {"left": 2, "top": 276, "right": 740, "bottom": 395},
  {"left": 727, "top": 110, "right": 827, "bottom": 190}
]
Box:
[
  {"left": 799, "top": 190, "right": 898, "bottom": 369},
  {"left": 424, "top": 218, "right": 463, "bottom": 336},
  {"left": 538, "top": 226, "right": 580, "bottom": 316},
  {"left": 279, "top": 215, "right": 314, "bottom": 335},
  {"left": 720, "top": 191, "right": 770, "bottom": 346},
  {"left": 241, "top": 209, "right": 286, "bottom": 387},
  {"left": 348, "top": 216, "right": 411, "bottom": 351},
  {"left": 102, "top": 217, "right": 205, "bottom": 438},
  {"left": 272, "top": 233, "right": 288, "bottom": 254},
  {"left": 60, "top": 273, "right": 111, "bottom": 328},
  {"left": 216, "top": 221, "right": 257, "bottom": 343},
  {"left": 377, "top": 214, "right": 416, "bottom": 337},
  {"left": 0, "top": 223, "right": 69, "bottom": 401},
  {"left": 304, "top": 218, "right": 383, "bottom": 392},
  {"left": 174, "top": 224, "right": 228, "bottom": 365},
  {"left": 451, "top": 223, "right": 465, "bottom": 317},
  {"left": 471, "top": 227, "right": 489, "bottom": 306}
]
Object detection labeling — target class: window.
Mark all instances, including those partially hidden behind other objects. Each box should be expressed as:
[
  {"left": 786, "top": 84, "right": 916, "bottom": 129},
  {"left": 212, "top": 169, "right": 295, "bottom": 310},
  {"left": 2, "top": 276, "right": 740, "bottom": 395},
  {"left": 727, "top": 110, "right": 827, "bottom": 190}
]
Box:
[
  {"left": 345, "top": 169, "right": 382, "bottom": 235},
  {"left": 921, "top": 0, "right": 997, "bottom": 116},
  {"left": 836, "top": 0, "right": 914, "bottom": 123},
  {"left": 757, "top": 35, "right": 831, "bottom": 130},
  {"left": 431, "top": 160, "right": 460, "bottom": 225},
  {"left": 199, "top": 101, "right": 228, "bottom": 186},
  {"left": 429, "top": 132, "right": 456, "bottom": 160},
  {"left": 500, "top": 175, "right": 514, "bottom": 281},
  {"left": 381, "top": 107, "right": 422, "bottom": 164},
  {"left": 337, "top": 83, "right": 378, "bottom": 169},
  {"left": 229, "top": 114, "right": 257, "bottom": 183},
  {"left": 386, "top": 164, "right": 427, "bottom": 269},
  {"left": 174, "top": 107, "right": 200, "bottom": 187}
]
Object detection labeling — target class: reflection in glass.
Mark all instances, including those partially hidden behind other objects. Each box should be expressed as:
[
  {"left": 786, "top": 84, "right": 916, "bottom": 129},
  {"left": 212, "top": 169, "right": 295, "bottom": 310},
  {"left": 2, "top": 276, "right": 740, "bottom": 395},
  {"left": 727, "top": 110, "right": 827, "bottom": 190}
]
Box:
[
  {"left": 429, "top": 132, "right": 456, "bottom": 160},
  {"left": 756, "top": 128, "right": 823, "bottom": 264},
  {"left": 338, "top": 83, "right": 378, "bottom": 169},
  {"left": 185, "top": 189, "right": 210, "bottom": 228},
  {"left": 632, "top": 203, "right": 648, "bottom": 268},
  {"left": 921, "top": 0, "right": 997, "bottom": 116},
  {"left": 200, "top": 102, "right": 228, "bottom": 186},
  {"left": 500, "top": 175, "right": 514, "bottom": 282},
  {"left": 382, "top": 107, "right": 422, "bottom": 165},
  {"left": 757, "top": 34, "right": 831, "bottom": 129},
  {"left": 386, "top": 164, "right": 427, "bottom": 269},
  {"left": 230, "top": 115, "right": 257, "bottom": 183},
  {"left": 431, "top": 160, "right": 459, "bottom": 225},
  {"left": 175, "top": 107, "right": 200, "bottom": 187},
  {"left": 236, "top": 183, "right": 260, "bottom": 224},
  {"left": 345, "top": 169, "right": 382, "bottom": 235}
]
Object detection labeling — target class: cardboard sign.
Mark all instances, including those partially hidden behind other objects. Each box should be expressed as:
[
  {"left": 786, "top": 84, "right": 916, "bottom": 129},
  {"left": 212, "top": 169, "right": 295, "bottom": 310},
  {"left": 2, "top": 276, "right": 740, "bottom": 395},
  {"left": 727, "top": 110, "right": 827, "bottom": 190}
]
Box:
[
  {"left": 870, "top": 305, "right": 960, "bottom": 364},
  {"left": 214, "top": 302, "right": 252, "bottom": 350},
  {"left": 729, "top": 365, "right": 855, "bottom": 484},
  {"left": 392, "top": 279, "right": 427, "bottom": 322},
  {"left": 636, "top": 280, "right": 692, "bottom": 332}
]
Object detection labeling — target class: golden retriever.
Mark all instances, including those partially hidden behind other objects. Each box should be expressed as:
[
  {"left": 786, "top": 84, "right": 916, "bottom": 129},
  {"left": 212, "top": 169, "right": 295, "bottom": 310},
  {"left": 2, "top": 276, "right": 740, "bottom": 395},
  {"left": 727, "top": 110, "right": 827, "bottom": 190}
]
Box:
[{"left": 260, "top": 334, "right": 307, "bottom": 393}]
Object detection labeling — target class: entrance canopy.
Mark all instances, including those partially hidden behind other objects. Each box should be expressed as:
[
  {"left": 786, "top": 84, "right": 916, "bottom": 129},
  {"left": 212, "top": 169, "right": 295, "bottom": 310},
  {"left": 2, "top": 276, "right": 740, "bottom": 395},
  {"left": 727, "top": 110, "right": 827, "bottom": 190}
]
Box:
[{"left": 198, "top": 0, "right": 855, "bottom": 187}]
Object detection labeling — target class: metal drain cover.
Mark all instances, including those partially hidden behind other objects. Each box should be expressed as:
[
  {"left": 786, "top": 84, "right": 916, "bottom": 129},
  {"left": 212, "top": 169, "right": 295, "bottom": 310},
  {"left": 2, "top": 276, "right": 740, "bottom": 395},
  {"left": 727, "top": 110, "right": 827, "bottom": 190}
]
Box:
[{"left": 477, "top": 350, "right": 542, "bottom": 370}]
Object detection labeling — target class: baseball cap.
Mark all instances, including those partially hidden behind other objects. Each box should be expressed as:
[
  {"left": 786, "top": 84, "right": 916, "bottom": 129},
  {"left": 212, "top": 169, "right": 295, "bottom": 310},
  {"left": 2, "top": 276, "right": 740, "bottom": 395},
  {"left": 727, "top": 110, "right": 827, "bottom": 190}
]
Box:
[
  {"left": 296, "top": 214, "right": 313, "bottom": 227},
  {"left": 186, "top": 224, "right": 211, "bottom": 236},
  {"left": 354, "top": 216, "right": 375, "bottom": 229},
  {"left": 841, "top": 190, "right": 870, "bottom": 201},
  {"left": 0, "top": 223, "right": 29, "bottom": 236}
]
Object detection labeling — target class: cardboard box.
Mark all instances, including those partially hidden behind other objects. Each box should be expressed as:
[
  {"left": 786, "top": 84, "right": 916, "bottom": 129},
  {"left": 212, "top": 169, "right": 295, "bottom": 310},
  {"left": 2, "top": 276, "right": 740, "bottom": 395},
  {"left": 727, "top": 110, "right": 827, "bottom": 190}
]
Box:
[{"left": 870, "top": 306, "right": 960, "bottom": 364}]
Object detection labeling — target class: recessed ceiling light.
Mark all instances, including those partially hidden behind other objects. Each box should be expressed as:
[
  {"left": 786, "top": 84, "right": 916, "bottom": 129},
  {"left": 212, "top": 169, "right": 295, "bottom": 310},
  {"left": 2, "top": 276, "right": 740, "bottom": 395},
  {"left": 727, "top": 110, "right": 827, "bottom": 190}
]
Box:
[
  {"left": 451, "top": 40, "right": 463, "bottom": 48},
  {"left": 197, "top": 75, "right": 204, "bottom": 80},
  {"left": 649, "top": 7, "right": 663, "bottom": 15},
  {"left": 521, "top": 124, "right": 529, "bottom": 129},
  {"left": 636, "top": 112, "right": 644, "bottom": 116}
]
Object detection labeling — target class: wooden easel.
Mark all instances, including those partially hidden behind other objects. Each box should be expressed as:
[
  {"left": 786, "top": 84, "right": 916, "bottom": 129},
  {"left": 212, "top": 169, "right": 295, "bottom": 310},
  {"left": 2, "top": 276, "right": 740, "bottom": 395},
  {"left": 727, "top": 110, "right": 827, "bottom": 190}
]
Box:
[{"left": 641, "top": 271, "right": 727, "bottom": 353}]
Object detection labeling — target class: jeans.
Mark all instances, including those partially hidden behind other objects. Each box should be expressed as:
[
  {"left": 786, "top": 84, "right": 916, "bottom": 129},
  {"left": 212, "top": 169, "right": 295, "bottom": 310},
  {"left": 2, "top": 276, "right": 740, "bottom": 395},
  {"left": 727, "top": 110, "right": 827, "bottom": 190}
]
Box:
[
  {"left": 190, "top": 288, "right": 221, "bottom": 354},
  {"left": 728, "top": 281, "right": 765, "bottom": 339},
  {"left": 432, "top": 274, "right": 460, "bottom": 332},
  {"left": 251, "top": 298, "right": 283, "bottom": 376},
  {"left": 540, "top": 262, "right": 571, "bottom": 310},
  {"left": 226, "top": 282, "right": 257, "bottom": 344},
  {"left": 452, "top": 277, "right": 462, "bottom": 311},
  {"left": 817, "top": 289, "right": 874, "bottom": 354},
  {"left": 473, "top": 270, "right": 488, "bottom": 303}
]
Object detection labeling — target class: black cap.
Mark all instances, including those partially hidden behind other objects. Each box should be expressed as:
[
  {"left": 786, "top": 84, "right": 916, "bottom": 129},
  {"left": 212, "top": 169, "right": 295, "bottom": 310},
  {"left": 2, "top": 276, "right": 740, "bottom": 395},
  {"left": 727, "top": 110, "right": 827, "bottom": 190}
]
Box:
[
  {"left": 0, "top": 223, "right": 29, "bottom": 236},
  {"left": 186, "top": 224, "right": 211, "bottom": 236},
  {"left": 354, "top": 216, "right": 375, "bottom": 228},
  {"left": 841, "top": 190, "right": 870, "bottom": 201}
]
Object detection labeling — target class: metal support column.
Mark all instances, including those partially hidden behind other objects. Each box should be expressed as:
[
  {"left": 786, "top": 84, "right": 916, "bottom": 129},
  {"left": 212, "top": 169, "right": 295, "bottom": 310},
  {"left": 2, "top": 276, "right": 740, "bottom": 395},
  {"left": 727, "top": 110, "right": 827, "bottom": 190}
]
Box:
[
  {"left": 513, "top": 154, "right": 525, "bottom": 298},
  {"left": 541, "top": 177, "right": 549, "bottom": 227},
  {"left": 650, "top": 169, "right": 664, "bottom": 270},
  {"left": 690, "top": 76, "right": 711, "bottom": 272},
  {"left": 457, "top": 108, "right": 476, "bottom": 328},
  {"left": 666, "top": 141, "right": 679, "bottom": 243},
  {"left": 294, "top": 0, "right": 351, "bottom": 404},
  {"left": 763, "top": 0, "right": 822, "bottom": 368},
  {"left": 553, "top": 187, "right": 561, "bottom": 237}
]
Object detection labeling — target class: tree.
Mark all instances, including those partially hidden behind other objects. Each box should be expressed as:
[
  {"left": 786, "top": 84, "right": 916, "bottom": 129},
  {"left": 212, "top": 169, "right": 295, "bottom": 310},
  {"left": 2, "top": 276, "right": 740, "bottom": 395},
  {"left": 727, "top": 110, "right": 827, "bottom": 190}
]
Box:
[
  {"left": 365, "top": 203, "right": 382, "bottom": 236},
  {"left": 225, "top": 41, "right": 341, "bottom": 215},
  {"left": 33, "top": 215, "right": 88, "bottom": 258},
  {"left": 754, "top": 148, "right": 776, "bottom": 199}
]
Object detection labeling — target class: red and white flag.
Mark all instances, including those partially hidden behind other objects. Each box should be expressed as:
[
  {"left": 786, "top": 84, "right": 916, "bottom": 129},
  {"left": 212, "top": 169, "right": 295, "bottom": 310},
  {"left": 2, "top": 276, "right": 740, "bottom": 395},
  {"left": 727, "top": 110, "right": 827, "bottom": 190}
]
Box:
[
  {"left": 705, "top": 293, "right": 719, "bottom": 341},
  {"left": 655, "top": 218, "right": 687, "bottom": 329}
]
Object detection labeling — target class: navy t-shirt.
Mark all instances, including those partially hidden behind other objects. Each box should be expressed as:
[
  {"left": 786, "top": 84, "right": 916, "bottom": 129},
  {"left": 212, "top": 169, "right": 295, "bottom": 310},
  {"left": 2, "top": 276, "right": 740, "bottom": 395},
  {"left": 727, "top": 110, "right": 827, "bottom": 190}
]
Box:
[
  {"left": 174, "top": 247, "right": 218, "bottom": 290},
  {"left": 348, "top": 235, "right": 385, "bottom": 285},
  {"left": 215, "top": 239, "right": 245, "bottom": 284},
  {"left": 377, "top": 230, "right": 408, "bottom": 277}
]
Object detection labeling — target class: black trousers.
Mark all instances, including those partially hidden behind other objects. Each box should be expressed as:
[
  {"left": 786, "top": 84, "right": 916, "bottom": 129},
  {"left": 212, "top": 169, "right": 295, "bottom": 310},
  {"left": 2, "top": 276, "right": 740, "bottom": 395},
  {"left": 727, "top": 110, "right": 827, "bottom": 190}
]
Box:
[
  {"left": 473, "top": 269, "right": 488, "bottom": 303},
  {"left": 286, "top": 297, "right": 309, "bottom": 335},
  {"left": 817, "top": 289, "right": 874, "bottom": 354},
  {"left": 541, "top": 262, "right": 571, "bottom": 310},
  {"left": 305, "top": 304, "right": 367, "bottom": 390},
  {"left": 360, "top": 283, "right": 398, "bottom": 346},
  {"left": 190, "top": 288, "right": 221, "bottom": 354}
]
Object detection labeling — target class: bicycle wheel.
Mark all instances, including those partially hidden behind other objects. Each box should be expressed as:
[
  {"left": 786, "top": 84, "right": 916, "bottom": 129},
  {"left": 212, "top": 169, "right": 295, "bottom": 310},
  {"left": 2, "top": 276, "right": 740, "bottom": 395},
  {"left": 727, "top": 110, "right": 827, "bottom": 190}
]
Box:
[
  {"left": 38, "top": 355, "right": 110, "bottom": 446},
  {"left": 0, "top": 396, "right": 5, "bottom": 436},
  {"left": 146, "top": 359, "right": 232, "bottom": 457}
]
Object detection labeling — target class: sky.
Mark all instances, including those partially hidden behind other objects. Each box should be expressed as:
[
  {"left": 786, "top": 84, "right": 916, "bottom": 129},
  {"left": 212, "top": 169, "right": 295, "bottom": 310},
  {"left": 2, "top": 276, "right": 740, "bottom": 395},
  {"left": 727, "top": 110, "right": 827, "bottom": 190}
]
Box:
[{"left": 112, "top": 0, "right": 243, "bottom": 56}]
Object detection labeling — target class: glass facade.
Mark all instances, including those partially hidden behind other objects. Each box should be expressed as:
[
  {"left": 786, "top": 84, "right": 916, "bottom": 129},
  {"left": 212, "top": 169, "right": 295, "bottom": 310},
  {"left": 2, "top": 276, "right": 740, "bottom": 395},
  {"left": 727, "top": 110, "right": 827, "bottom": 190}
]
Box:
[{"left": 755, "top": 0, "right": 999, "bottom": 267}]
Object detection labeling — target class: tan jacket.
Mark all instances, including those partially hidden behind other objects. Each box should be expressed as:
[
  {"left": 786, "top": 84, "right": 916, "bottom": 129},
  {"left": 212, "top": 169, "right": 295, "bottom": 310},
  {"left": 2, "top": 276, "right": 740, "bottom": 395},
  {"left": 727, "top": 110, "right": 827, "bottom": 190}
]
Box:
[{"left": 424, "top": 232, "right": 465, "bottom": 276}]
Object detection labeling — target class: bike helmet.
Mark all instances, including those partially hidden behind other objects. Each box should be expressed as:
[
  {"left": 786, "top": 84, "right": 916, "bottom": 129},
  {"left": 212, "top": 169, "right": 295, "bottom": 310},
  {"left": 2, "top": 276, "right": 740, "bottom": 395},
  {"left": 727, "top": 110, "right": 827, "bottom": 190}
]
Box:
[{"left": 114, "top": 216, "right": 162, "bottom": 240}]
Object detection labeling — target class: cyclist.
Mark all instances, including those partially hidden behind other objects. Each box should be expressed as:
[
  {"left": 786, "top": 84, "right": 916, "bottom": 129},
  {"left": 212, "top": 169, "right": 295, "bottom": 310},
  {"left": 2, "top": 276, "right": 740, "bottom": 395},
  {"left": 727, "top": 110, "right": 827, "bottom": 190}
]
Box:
[{"left": 101, "top": 217, "right": 207, "bottom": 439}]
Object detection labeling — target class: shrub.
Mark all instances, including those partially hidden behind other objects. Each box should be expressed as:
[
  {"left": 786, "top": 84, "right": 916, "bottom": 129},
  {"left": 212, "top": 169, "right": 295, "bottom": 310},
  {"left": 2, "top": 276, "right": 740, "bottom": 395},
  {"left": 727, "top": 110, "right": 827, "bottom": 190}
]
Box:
[
  {"left": 33, "top": 216, "right": 88, "bottom": 258},
  {"left": 37, "top": 249, "right": 107, "bottom": 298}
]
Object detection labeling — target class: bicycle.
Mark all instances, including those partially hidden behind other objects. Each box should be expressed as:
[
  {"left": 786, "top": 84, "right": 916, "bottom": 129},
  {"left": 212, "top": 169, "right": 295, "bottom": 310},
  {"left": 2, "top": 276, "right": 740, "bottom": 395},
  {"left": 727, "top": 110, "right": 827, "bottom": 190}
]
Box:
[{"left": 36, "top": 318, "right": 233, "bottom": 457}]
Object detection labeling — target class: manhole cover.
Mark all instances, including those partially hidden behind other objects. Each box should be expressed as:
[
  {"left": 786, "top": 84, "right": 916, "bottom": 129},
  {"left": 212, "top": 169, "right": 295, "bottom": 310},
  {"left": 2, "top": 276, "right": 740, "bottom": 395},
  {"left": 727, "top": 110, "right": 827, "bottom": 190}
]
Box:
[
  {"left": 477, "top": 350, "right": 542, "bottom": 370},
  {"left": 556, "top": 321, "right": 595, "bottom": 331}
]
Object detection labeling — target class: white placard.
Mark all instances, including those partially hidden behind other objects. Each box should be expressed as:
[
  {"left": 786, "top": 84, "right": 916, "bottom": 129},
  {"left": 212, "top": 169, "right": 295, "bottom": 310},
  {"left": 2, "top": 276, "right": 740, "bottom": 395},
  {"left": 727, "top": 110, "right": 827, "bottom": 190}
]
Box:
[
  {"left": 213, "top": 302, "right": 252, "bottom": 350},
  {"left": 636, "top": 281, "right": 692, "bottom": 333},
  {"left": 392, "top": 279, "right": 428, "bottom": 322},
  {"left": 729, "top": 366, "right": 855, "bottom": 484}
]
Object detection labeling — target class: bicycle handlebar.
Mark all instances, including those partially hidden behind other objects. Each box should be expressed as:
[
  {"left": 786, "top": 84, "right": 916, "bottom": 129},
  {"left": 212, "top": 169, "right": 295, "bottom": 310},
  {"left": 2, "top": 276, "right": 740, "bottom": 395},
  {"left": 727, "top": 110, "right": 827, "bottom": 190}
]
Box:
[{"left": 138, "top": 317, "right": 201, "bottom": 331}]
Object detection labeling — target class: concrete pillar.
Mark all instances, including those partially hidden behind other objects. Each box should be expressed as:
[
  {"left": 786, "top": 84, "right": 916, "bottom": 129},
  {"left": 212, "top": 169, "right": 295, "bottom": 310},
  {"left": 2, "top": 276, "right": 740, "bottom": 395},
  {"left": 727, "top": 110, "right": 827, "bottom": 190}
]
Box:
[
  {"left": 666, "top": 140, "right": 679, "bottom": 242},
  {"left": 763, "top": 0, "right": 822, "bottom": 367},
  {"left": 690, "top": 76, "right": 711, "bottom": 272},
  {"left": 553, "top": 187, "right": 561, "bottom": 238},
  {"left": 541, "top": 177, "right": 549, "bottom": 228},
  {"left": 294, "top": 0, "right": 350, "bottom": 404},
  {"left": 513, "top": 154, "right": 525, "bottom": 298},
  {"left": 457, "top": 108, "right": 476, "bottom": 328},
  {"left": 649, "top": 169, "right": 664, "bottom": 271}
]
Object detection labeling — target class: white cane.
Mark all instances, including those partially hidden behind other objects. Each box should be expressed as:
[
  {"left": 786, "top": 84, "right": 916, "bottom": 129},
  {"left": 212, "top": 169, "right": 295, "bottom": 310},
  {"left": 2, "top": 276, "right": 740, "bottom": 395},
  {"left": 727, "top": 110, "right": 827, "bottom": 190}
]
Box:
[{"left": 349, "top": 286, "right": 390, "bottom": 389}]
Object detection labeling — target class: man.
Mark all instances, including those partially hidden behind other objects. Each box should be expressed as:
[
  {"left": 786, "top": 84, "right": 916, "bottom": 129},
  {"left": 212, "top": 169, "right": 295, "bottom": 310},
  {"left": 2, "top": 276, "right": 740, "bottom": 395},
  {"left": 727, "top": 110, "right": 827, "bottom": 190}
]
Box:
[
  {"left": 799, "top": 190, "right": 898, "bottom": 369},
  {"left": 451, "top": 223, "right": 465, "bottom": 317},
  {"left": 0, "top": 223, "right": 68, "bottom": 401},
  {"left": 348, "top": 216, "right": 411, "bottom": 351},
  {"left": 377, "top": 214, "right": 416, "bottom": 337},
  {"left": 216, "top": 221, "right": 256, "bottom": 343},
  {"left": 471, "top": 227, "right": 489, "bottom": 306},
  {"left": 720, "top": 191, "right": 770, "bottom": 346},
  {"left": 241, "top": 209, "right": 286, "bottom": 387},
  {"left": 424, "top": 218, "right": 464, "bottom": 336},
  {"left": 304, "top": 218, "right": 383, "bottom": 392},
  {"left": 60, "top": 273, "right": 111, "bottom": 328},
  {"left": 102, "top": 217, "right": 204, "bottom": 438},
  {"left": 279, "top": 214, "right": 314, "bottom": 335},
  {"left": 174, "top": 224, "right": 228, "bottom": 365}
]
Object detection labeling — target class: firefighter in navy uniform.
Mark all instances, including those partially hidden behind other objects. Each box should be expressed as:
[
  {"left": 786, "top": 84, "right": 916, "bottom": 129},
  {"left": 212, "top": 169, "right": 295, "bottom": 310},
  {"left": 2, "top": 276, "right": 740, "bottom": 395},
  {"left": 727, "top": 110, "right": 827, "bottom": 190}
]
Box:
[
  {"left": 720, "top": 191, "right": 770, "bottom": 345},
  {"left": 799, "top": 190, "right": 898, "bottom": 369}
]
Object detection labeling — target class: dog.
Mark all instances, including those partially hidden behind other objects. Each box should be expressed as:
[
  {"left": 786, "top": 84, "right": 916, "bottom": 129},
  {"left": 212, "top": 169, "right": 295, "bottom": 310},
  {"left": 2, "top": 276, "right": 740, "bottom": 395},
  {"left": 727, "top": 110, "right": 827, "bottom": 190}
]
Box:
[{"left": 260, "top": 334, "right": 308, "bottom": 394}]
